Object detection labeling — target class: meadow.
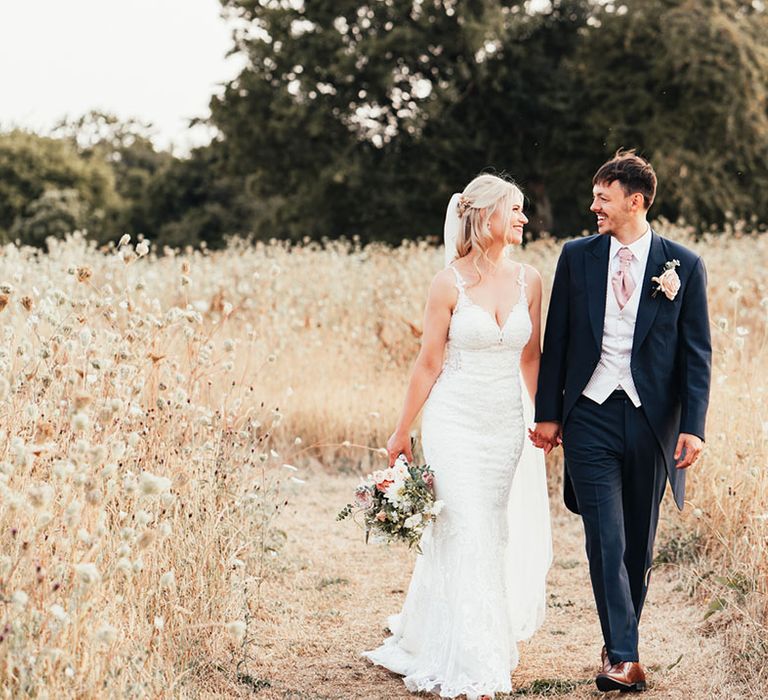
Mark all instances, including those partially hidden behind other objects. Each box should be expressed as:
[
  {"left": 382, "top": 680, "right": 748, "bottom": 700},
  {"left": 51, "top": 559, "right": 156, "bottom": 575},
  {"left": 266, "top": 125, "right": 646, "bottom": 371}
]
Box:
[{"left": 0, "top": 224, "right": 765, "bottom": 696}]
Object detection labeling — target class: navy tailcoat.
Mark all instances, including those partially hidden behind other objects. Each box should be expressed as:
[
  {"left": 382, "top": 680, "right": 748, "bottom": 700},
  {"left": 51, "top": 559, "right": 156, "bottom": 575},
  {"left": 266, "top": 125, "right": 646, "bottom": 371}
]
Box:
[{"left": 535, "top": 230, "right": 712, "bottom": 513}]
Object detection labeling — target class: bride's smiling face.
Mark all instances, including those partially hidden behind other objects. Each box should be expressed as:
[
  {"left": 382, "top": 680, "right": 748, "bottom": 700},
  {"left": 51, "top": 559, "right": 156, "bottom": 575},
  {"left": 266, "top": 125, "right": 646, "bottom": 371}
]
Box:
[{"left": 488, "top": 198, "right": 527, "bottom": 245}]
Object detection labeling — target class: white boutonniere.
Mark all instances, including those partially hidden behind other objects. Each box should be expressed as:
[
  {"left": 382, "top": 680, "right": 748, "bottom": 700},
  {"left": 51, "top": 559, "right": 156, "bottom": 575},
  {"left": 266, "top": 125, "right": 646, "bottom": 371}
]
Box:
[{"left": 651, "top": 259, "right": 681, "bottom": 300}]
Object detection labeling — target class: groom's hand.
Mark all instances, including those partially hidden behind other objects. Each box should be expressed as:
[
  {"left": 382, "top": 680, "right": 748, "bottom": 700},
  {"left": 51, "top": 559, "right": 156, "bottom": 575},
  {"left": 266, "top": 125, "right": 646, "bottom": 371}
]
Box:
[
  {"left": 674, "top": 433, "right": 703, "bottom": 469},
  {"left": 529, "top": 422, "right": 562, "bottom": 454}
]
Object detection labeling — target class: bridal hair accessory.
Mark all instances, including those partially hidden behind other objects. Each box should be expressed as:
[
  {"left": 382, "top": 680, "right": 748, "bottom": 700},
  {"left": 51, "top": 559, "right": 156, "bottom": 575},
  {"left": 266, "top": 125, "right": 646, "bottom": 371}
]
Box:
[
  {"left": 651, "top": 259, "right": 681, "bottom": 300},
  {"left": 456, "top": 195, "right": 473, "bottom": 217}
]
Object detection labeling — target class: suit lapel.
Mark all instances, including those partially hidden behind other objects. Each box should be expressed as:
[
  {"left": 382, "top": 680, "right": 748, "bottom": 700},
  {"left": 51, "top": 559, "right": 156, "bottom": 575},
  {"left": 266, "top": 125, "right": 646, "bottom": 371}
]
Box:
[
  {"left": 632, "top": 230, "right": 666, "bottom": 357},
  {"left": 585, "top": 234, "right": 610, "bottom": 349}
]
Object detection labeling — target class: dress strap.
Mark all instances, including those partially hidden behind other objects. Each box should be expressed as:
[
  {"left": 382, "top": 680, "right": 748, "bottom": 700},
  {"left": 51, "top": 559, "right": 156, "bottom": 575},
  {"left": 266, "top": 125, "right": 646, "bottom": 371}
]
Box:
[
  {"left": 517, "top": 263, "right": 528, "bottom": 303},
  {"left": 448, "top": 264, "right": 467, "bottom": 291}
]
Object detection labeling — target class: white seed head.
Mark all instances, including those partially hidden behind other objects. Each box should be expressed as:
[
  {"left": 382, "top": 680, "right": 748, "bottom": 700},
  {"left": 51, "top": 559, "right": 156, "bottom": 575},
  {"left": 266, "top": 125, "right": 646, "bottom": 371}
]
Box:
[
  {"left": 226, "top": 620, "right": 247, "bottom": 643},
  {"left": 139, "top": 471, "right": 171, "bottom": 496},
  {"left": 74, "top": 563, "right": 101, "bottom": 587}
]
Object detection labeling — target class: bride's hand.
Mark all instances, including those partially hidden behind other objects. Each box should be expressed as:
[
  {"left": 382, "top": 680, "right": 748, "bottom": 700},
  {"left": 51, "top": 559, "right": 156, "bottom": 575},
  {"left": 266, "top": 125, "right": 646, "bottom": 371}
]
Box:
[
  {"left": 386, "top": 430, "right": 413, "bottom": 466},
  {"left": 529, "top": 422, "right": 562, "bottom": 454}
]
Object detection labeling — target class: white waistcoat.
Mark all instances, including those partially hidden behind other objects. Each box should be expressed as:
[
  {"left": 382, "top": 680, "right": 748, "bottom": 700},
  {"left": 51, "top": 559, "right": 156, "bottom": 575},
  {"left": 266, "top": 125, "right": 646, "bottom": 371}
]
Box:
[{"left": 582, "top": 230, "right": 651, "bottom": 407}]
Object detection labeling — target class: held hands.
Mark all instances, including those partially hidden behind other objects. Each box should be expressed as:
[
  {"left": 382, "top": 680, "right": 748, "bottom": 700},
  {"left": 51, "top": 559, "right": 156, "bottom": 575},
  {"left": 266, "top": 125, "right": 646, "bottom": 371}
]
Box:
[
  {"left": 528, "top": 421, "right": 562, "bottom": 455},
  {"left": 386, "top": 430, "right": 413, "bottom": 467},
  {"left": 674, "top": 433, "right": 703, "bottom": 469}
]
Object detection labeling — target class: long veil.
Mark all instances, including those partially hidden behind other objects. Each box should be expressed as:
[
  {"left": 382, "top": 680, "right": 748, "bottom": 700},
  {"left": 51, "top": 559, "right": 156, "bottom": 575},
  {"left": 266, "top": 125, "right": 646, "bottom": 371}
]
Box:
[{"left": 443, "top": 193, "right": 552, "bottom": 640}]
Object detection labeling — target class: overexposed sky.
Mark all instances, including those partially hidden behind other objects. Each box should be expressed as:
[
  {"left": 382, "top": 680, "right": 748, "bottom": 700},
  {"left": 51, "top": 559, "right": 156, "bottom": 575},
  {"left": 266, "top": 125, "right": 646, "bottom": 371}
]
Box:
[{"left": 0, "top": 0, "right": 245, "bottom": 153}]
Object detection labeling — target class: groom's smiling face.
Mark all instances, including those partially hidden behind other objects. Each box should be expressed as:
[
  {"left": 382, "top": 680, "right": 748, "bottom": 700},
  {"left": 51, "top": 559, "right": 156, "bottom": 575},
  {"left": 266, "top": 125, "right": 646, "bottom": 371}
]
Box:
[{"left": 590, "top": 180, "right": 636, "bottom": 235}]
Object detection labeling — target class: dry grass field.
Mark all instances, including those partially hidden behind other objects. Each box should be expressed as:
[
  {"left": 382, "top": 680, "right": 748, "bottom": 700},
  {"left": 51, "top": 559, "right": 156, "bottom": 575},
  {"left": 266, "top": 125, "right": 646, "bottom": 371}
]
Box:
[{"left": 0, "top": 224, "right": 765, "bottom": 697}]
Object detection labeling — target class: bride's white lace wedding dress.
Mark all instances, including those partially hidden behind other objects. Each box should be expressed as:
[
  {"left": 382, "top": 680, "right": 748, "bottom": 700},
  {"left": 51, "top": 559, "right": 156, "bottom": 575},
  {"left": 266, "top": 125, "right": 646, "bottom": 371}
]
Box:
[{"left": 363, "top": 262, "right": 553, "bottom": 699}]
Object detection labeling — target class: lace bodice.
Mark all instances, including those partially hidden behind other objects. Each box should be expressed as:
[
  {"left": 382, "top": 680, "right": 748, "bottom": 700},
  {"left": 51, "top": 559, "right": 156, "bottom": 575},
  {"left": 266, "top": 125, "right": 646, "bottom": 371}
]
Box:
[{"left": 441, "top": 262, "right": 532, "bottom": 374}]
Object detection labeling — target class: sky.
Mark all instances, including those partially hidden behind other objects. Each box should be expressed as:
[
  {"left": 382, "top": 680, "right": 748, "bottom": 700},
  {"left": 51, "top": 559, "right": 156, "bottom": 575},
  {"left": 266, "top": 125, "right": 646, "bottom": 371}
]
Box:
[{"left": 0, "top": 0, "right": 245, "bottom": 153}]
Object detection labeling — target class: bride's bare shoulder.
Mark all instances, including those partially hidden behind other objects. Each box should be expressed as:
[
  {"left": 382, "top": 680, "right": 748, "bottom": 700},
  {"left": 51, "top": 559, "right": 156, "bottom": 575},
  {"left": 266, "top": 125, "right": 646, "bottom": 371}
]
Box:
[{"left": 421, "top": 267, "right": 458, "bottom": 306}]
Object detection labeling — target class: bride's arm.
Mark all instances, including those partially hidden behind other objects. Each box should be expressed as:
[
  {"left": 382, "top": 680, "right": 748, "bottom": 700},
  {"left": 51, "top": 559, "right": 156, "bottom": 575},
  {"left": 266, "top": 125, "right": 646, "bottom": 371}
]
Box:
[
  {"left": 386, "top": 270, "right": 454, "bottom": 465},
  {"left": 520, "top": 265, "right": 543, "bottom": 404}
]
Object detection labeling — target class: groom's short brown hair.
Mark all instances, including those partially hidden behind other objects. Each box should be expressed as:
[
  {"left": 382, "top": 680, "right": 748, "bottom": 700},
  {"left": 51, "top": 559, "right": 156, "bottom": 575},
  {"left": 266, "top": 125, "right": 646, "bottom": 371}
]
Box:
[{"left": 593, "top": 149, "right": 657, "bottom": 210}]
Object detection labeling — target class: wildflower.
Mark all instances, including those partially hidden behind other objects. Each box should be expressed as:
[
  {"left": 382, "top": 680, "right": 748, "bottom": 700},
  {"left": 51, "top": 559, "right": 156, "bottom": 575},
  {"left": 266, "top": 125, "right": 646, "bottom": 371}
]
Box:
[
  {"left": 76, "top": 267, "right": 92, "bottom": 283},
  {"left": 137, "top": 529, "right": 155, "bottom": 549},
  {"left": 136, "top": 240, "right": 150, "bottom": 257},
  {"left": 74, "top": 563, "right": 101, "bottom": 586},
  {"left": 139, "top": 471, "right": 171, "bottom": 496},
  {"left": 11, "top": 590, "right": 28, "bottom": 611},
  {"left": 74, "top": 392, "right": 93, "bottom": 410},
  {"left": 727, "top": 280, "right": 741, "bottom": 294},
  {"left": 71, "top": 412, "right": 89, "bottom": 432},
  {"left": 226, "top": 620, "right": 247, "bottom": 643},
  {"left": 736, "top": 326, "right": 750, "bottom": 337},
  {"left": 95, "top": 623, "right": 117, "bottom": 645},
  {"left": 116, "top": 558, "right": 132, "bottom": 575},
  {"left": 64, "top": 500, "right": 82, "bottom": 528},
  {"left": 118, "top": 234, "right": 131, "bottom": 248},
  {"left": 159, "top": 570, "right": 175, "bottom": 590},
  {"left": 50, "top": 604, "right": 69, "bottom": 623},
  {"left": 28, "top": 483, "right": 54, "bottom": 510},
  {"left": 692, "top": 508, "right": 703, "bottom": 519}
]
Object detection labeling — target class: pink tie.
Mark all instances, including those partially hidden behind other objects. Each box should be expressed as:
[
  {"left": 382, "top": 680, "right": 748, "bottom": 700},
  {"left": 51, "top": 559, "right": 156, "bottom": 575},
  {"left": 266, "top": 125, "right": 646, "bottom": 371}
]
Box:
[{"left": 612, "top": 247, "right": 635, "bottom": 309}]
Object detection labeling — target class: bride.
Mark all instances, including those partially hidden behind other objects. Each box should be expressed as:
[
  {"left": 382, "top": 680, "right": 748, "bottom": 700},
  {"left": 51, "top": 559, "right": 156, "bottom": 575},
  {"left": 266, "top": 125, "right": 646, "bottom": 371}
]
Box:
[{"left": 362, "top": 174, "right": 553, "bottom": 699}]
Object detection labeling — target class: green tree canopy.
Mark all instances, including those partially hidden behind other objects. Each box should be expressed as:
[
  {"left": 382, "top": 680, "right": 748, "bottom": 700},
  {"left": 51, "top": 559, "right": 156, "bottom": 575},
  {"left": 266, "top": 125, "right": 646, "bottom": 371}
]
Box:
[
  {"left": 0, "top": 130, "right": 120, "bottom": 243},
  {"left": 569, "top": 0, "right": 768, "bottom": 228}
]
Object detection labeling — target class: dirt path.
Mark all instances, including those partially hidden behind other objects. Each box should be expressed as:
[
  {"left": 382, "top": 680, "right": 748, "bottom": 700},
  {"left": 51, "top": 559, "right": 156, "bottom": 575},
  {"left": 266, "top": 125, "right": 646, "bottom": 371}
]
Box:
[{"left": 246, "top": 473, "right": 747, "bottom": 700}]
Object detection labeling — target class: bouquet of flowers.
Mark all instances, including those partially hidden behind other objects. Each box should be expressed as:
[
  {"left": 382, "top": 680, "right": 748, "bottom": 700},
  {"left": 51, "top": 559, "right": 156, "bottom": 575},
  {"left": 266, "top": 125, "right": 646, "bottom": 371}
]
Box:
[{"left": 337, "top": 455, "right": 444, "bottom": 551}]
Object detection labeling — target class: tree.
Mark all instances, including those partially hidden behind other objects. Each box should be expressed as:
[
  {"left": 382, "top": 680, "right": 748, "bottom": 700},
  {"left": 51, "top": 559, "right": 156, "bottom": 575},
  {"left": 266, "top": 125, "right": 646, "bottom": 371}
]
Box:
[
  {"left": 569, "top": 0, "right": 768, "bottom": 227},
  {"left": 0, "top": 130, "right": 120, "bottom": 244},
  {"left": 10, "top": 188, "right": 87, "bottom": 246},
  {"left": 50, "top": 111, "right": 175, "bottom": 237},
  {"left": 211, "top": 0, "right": 592, "bottom": 241}
]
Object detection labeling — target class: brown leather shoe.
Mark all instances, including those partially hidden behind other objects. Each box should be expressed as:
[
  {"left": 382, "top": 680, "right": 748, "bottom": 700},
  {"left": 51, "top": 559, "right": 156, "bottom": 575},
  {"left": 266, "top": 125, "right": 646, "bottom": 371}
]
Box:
[
  {"left": 596, "top": 661, "right": 647, "bottom": 692},
  {"left": 601, "top": 646, "right": 610, "bottom": 673}
]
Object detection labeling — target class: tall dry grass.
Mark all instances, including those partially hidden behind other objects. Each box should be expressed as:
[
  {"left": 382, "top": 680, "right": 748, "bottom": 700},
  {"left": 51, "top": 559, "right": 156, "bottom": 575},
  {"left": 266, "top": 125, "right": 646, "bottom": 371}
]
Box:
[{"left": 0, "top": 224, "right": 765, "bottom": 694}]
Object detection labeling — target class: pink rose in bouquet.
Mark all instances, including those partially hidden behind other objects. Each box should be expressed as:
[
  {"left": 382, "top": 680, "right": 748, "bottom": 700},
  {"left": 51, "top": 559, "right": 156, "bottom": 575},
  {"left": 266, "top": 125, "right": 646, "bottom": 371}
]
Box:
[{"left": 354, "top": 485, "right": 374, "bottom": 510}]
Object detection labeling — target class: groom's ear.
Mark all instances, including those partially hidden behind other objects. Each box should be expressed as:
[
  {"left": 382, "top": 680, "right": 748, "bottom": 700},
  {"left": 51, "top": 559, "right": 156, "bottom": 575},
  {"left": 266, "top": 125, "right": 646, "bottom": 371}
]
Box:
[{"left": 628, "top": 191, "right": 646, "bottom": 212}]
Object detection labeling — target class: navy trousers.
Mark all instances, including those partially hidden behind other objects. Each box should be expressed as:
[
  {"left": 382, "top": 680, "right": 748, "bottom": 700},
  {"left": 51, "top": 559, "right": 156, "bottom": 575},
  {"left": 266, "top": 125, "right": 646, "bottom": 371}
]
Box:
[{"left": 562, "top": 391, "right": 667, "bottom": 663}]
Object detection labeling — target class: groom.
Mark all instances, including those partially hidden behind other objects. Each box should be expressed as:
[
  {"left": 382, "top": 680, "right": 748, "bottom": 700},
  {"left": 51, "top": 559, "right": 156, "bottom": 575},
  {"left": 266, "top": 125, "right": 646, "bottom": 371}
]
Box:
[{"left": 531, "top": 150, "right": 711, "bottom": 692}]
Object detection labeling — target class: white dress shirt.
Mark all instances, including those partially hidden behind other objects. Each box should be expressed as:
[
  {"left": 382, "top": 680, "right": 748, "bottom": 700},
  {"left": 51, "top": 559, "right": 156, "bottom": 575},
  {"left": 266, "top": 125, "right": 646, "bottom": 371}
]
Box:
[{"left": 582, "top": 226, "right": 652, "bottom": 407}]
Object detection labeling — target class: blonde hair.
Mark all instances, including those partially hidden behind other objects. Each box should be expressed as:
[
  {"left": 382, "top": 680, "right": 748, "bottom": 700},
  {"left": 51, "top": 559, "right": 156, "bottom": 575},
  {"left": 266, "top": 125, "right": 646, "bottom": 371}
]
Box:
[{"left": 452, "top": 173, "right": 524, "bottom": 283}]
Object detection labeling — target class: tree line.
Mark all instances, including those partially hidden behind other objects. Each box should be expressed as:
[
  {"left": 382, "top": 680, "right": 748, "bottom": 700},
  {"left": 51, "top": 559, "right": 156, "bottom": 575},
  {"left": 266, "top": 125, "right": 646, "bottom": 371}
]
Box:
[{"left": 2, "top": 0, "right": 767, "bottom": 248}]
